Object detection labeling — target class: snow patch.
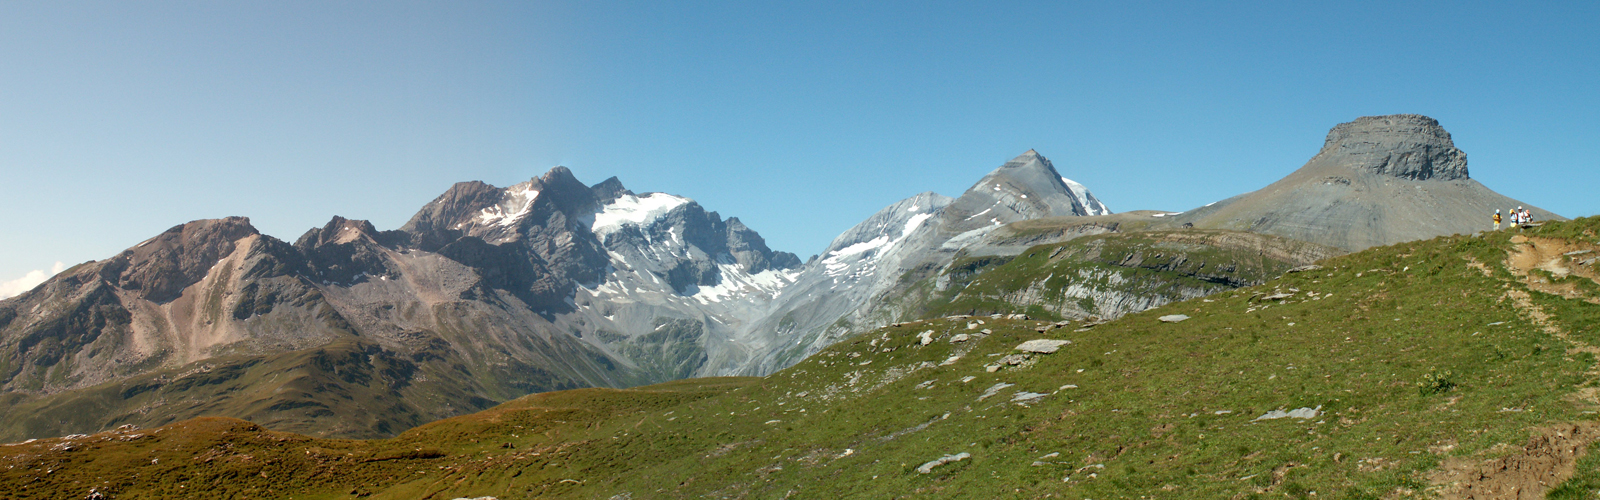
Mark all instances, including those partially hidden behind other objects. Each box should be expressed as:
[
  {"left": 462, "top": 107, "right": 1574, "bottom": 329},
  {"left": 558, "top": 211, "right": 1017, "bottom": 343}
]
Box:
[
  {"left": 692, "top": 265, "right": 799, "bottom": 304},
  {"left": 1061, "top": 176, "right": 1111, "bottom": 215},
  {"left": 902, "top": 212, "right": 934, "bottom": 239},
  {"left": 941, "top": 225, "right": 1000, "bottom": 250},
  {"left": 591, "top": 193, "right": 691, "bottom": 237},
  {"left": 477, "top": 184, "right": 540, "bottom": 227},
  {"left": 818, "top": 209, "right": 935, "bottom": 280},
  {"left": 829, "top": 235, "right": 892, "bottom": 259}
]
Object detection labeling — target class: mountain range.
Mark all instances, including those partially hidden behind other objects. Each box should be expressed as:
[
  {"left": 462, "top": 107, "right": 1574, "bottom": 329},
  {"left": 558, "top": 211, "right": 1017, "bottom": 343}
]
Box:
[{"left": 0, "top": 114, "right": 1563, "bottom": 442}]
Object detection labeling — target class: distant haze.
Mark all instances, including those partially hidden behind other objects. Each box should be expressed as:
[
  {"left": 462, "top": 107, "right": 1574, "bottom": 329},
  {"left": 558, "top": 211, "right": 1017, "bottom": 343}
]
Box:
[{"left": 2, "top": 2, "right": 1596, "bottom": 287}]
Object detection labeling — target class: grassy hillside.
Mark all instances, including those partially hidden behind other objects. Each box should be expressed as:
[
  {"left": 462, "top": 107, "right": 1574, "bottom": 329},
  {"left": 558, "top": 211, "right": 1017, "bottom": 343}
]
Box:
[
  {"left": 5, "top": 218, "right": 1600, "bottom": 499},
  {"left": 0, "top": 336, "right": 588, "bottom": 443}
]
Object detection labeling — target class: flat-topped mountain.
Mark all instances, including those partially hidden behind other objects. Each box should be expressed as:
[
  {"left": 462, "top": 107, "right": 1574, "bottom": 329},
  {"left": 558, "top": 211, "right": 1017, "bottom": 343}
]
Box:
[{"left": 1174, "top": 114, "right": 1560, "bottom": 250}]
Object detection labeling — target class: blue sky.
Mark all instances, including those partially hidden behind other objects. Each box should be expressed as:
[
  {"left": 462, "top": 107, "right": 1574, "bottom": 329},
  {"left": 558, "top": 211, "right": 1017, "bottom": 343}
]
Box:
[{"left": 2, "top": 1, "right": 1597, "bottom": 294}]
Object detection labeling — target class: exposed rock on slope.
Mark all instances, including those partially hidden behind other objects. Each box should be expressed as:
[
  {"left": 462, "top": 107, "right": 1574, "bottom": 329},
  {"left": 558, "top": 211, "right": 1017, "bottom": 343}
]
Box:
[
  {"left": 921, "top": 229, "right": 1340, "bottom": 320},
  {"left": 1174, "top": 114, "right": 1561, "bottom": 251}
]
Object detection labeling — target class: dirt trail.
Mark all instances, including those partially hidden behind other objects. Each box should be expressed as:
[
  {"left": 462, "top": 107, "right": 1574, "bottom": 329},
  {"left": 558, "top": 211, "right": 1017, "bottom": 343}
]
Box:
[
  {"left": 1506, "top": 235, "right": 1600, "bottom": 303},
  {"left": 1428, "top": 235, "right": 1600, "bottom": 499},
  {"left": 1431, "top": 423, "right": 1600, "bottom": 500}
]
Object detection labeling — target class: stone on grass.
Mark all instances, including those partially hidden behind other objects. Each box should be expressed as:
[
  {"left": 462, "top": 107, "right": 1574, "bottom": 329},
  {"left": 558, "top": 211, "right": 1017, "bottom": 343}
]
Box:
[
  {"left": 978, "top": 382, "right": 1014, "bottom": 401},
  {"left": 1015, "top": 339, "right": 1071, "bottom": 353},
  {"left": 1012, "top": 392, "right": 1048, "bottom": 404},
  {"left": 1252, "top": 406, "right": 1321, "bottom": 421},
  {"left": 949, "top": 333, "right": 970, "bottom": 343},
  {"left": 998, "top": 354, "right": 1029, "bottom": 365},
  {"left": 916, "top": 452, "right": 971, "bottom": 474},
  {"left": 1158, "top": 314, "right": 1190, "bottom": 323}
]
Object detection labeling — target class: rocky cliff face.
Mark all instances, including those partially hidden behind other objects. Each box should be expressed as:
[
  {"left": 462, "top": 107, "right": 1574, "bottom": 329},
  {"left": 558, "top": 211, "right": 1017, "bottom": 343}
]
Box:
[
  {"left": 1174, "top": 114, "right": 1560, "bottom": 251},
  {"left": 1318, "top": 114, "right": 1468, "bottom": 181}
]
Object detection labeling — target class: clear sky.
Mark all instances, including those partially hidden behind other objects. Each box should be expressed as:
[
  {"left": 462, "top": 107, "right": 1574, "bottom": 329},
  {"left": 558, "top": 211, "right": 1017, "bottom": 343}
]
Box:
[{"left": 2, "top": 1, "right": 1597, "bottom": 296}]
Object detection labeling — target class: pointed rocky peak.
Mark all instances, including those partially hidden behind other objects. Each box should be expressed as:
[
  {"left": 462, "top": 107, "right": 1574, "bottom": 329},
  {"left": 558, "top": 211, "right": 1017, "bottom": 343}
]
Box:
[
  {"left": 1005, "top": 149, "right": 1043, "bottom": 165},
  {"left": 399, "top": 166, "right": 607, "bottom": 249},
  {"left": 969, "top": 149, "right": 1072, "bottom": 196},
  {"left": 296, "top": 216, "right": 381, "bottom": 249},
  {"left": 398, "top": 180, "right": 504, "bottom": 249},
  {"left": 724, "top": 217, "right": 803, "bottom": 273},
  {"left": 1312, "top": 114, "right": 1469, "bottom": 181},
  {"left": 942, "top": 151, "right": 1088, "bottom": 233},
  {"left": 529, "top": 166, "right": 603, "bottom": 220},
  {"left": 105, "top": 217, "right": 261, "bottom": 303},
  {"left": 590, "top": 176, "right": 633, "bottom": 205}
]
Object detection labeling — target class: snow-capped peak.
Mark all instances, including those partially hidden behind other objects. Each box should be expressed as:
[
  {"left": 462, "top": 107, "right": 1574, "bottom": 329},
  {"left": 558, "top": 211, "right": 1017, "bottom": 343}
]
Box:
[
  {"left": 816, "top": 195, "right": 946, "bottom": 280},
  {"left": 1061, "top": 177, "right": 1112, "bottom": 216},
  {"left": 591, "top": 192, "right": 691, "bottom": 237}
]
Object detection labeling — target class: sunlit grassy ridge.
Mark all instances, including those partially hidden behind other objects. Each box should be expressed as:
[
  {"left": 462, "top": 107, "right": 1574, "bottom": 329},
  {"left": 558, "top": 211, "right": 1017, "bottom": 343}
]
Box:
[{"left": 4, "top": 218, "right": 1599, "bottom": 499}]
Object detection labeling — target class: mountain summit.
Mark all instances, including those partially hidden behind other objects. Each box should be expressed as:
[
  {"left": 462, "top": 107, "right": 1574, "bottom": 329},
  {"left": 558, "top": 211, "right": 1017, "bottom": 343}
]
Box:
[
  {"left": 1317, "top": 114, "right": 1468, "bottom": 181},
  {"left": 1175, "top": 114, "right": 1560, "bottom": 250},
  {"left": 941, "top": 150, "right": 1093, "bottom": 233},
  {"left": 724, "top": 150, "right": 1112, "bottom": 375}
]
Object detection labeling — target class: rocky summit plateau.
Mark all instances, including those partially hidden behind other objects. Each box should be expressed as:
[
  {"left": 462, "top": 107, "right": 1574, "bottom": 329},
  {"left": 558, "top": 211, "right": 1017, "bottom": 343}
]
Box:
[
  {"left": 0, "top": 113, "right": 1574, "bottom": 467},
  {"left": 1172, "top": 114, "right": 1559, "bottom": 250}
]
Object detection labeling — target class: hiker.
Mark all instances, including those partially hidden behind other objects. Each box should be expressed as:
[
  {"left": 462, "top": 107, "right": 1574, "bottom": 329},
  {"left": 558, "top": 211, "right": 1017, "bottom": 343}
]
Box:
[
  {"left": 1523, "top": 208, "right": 1534, "bottom": 225},
  {"left": 1494, "top": 209, "right": 1502, "bottom": 230}
]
